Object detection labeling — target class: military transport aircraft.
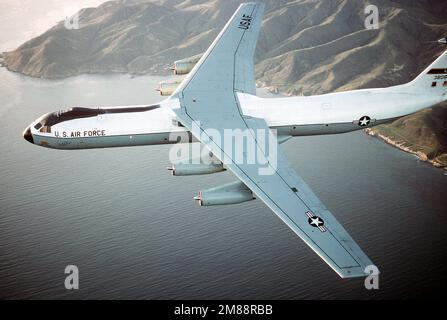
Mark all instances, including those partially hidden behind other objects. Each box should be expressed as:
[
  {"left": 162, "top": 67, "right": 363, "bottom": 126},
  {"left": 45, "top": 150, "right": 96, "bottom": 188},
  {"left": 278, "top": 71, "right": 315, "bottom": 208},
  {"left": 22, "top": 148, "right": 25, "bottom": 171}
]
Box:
[{"left": 23, "top": 3, "right": 447, "bottom": 278}]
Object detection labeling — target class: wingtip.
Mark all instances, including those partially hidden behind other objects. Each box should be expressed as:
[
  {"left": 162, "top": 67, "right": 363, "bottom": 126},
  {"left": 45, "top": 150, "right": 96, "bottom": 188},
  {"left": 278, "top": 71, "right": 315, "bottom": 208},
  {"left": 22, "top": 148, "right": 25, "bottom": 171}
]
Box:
[{"left": 336, "top": 266, "right": 376, "bottom": 279}]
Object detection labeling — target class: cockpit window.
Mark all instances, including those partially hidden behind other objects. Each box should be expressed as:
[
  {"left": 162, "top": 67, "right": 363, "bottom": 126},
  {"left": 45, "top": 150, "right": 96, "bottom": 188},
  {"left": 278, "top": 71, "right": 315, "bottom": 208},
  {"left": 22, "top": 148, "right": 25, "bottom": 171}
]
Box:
[
  {"left": 56, "top": 107, "right": 106, "bottom": 118},
  {"left": 40, "top": 125, "right": 51, "bottom": 133},
  {"left": 36, "top": 105, "right": 160, "bottom": 130}
]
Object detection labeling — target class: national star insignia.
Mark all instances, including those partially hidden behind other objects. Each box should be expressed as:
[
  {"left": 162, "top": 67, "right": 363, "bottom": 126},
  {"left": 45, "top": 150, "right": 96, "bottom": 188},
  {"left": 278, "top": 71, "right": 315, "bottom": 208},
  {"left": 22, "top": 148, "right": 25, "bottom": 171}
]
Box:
[
  {"left": 310, "top": 216, "right": 324, "bottom": 227},
  {"left": 358, "top": 116, "right": 371, "bottom": 127},
  {"left": 304, "top": 211, "right": 327, "bottom": 232}
]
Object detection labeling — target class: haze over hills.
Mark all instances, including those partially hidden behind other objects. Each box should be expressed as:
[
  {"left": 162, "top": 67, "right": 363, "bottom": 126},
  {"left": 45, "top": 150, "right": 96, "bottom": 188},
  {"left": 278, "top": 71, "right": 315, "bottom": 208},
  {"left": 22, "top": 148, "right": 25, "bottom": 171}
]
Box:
[{"left": 1, "top": 0, "right": 446, "bottom": 166}]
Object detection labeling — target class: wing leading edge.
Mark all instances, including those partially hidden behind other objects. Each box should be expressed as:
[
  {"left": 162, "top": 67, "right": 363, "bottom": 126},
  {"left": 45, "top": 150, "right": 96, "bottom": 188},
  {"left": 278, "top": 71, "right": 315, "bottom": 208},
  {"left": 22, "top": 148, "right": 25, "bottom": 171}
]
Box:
[{"left": 170, "top": 2, "right": 374, "bottom": 278}]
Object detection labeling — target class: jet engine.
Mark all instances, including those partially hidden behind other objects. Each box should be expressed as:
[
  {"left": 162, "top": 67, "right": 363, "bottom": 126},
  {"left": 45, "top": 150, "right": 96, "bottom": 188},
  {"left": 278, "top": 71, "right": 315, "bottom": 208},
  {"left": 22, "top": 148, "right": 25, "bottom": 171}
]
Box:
[
  {"left": 170, "top": 53, "right": 202, "bottom": 75},
  {"left": 167, "top": 162, "right": 225, "bottom": 176},
  {"left": 156, "top": 80, "right": 181, "bottom": 96},
  {"left": 194, "top": 181, "right": 255, "bottom": 206},
  {"left": 168, "top": 151, "right": 225, "bottom": 176}
]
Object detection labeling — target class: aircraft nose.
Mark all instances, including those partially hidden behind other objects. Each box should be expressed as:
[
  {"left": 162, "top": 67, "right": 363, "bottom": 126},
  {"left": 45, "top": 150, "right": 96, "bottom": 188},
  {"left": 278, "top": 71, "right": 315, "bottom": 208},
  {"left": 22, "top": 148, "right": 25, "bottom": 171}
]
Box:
[{"left": 23, "top": 126, "right": 34, "bottom": 144}]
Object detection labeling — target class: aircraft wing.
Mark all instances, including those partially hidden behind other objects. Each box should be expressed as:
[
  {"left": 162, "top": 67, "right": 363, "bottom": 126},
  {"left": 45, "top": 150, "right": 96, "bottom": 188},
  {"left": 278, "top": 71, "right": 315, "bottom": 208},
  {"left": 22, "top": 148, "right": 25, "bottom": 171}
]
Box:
[{"left": 171, "top": 2, "right": 373, "bottom": 278}]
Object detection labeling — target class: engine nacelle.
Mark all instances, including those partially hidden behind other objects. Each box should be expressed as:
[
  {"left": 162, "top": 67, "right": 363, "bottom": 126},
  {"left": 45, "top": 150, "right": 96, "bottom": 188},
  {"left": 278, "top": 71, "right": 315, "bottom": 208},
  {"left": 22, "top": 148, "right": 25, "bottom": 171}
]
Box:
[
  {"left": 194, "top": 181, "right": 255, "bottom": 206},
  {"left": 172, "top": 61, "right": 196, "bottom": 75},
  {"left": 170, "top": 53, "right": 202, "bottom": 75},
  {"left": 156, "top": 80, "right": 181, "bottom": 96},
  {"left": 167, "top": 162, "right": 225, "bottom": 176}
]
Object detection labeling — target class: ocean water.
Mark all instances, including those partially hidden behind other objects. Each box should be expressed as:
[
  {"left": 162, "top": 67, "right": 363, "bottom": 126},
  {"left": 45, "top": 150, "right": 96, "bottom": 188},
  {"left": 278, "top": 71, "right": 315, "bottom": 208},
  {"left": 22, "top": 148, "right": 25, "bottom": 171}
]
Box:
[{"left": 0, "top": 68, "right": 446, "bottom": 300}]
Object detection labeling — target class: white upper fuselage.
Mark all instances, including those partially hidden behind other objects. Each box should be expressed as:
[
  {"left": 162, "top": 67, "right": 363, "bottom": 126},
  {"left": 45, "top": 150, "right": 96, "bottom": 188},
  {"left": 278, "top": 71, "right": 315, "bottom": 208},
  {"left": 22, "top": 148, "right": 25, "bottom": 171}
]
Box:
[{"left": 24, "top": 80, "right": 445, "bottom": 150}]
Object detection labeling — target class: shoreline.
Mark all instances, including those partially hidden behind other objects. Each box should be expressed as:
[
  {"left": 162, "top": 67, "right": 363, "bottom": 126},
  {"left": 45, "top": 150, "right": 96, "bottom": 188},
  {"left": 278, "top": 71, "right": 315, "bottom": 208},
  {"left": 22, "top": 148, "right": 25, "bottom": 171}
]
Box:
[
  {"left": 364, "top": 128, "right": 446, "bottom": 170},
  {"left": 0, "top": 57, "right": 172, "bottom": 79}
]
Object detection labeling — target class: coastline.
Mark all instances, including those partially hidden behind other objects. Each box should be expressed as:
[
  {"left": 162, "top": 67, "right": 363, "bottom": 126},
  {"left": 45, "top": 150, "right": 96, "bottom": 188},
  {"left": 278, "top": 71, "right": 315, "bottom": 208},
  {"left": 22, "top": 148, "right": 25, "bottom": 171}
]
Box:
[
  {"left": 0, "top": 52, "right": 172, "bottom": 79},
  {"left": 364, "top": 128, "right": 447, "bottom": 170}
]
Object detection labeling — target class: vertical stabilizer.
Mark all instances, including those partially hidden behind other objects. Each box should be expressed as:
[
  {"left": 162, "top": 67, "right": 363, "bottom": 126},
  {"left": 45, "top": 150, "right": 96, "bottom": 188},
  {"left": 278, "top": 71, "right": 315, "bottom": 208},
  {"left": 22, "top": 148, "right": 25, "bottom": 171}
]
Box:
[{"left": 409, "top": 50, "right": 447, "bottom": 96}]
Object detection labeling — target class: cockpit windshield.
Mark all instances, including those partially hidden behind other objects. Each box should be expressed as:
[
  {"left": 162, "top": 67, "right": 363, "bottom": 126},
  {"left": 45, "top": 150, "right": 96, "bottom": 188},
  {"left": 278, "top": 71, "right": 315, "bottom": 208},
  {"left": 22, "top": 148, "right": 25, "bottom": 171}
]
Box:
[
  {"left": 56, "top": 107, "right": 106, "bottom": 118},
  {"left": 33, "top": 105, "right": 160, "bottom": 133}
]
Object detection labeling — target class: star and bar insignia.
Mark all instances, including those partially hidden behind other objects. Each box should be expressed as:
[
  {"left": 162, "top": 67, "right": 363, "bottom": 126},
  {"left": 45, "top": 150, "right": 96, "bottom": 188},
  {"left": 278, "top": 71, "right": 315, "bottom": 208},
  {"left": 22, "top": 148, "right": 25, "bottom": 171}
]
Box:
[{"left": 305, "top": 211, "right": 327, "bottom": 232}]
